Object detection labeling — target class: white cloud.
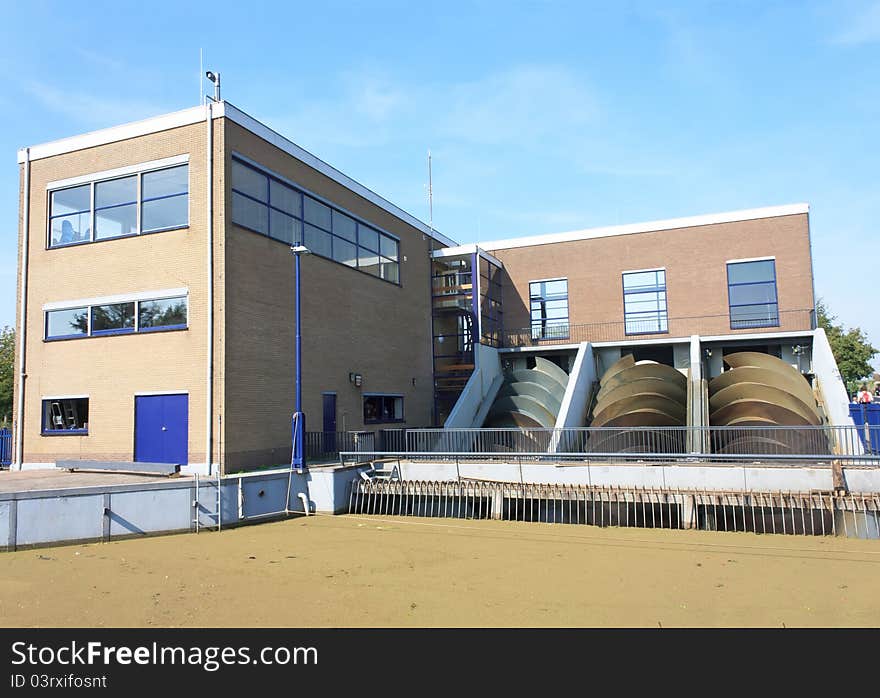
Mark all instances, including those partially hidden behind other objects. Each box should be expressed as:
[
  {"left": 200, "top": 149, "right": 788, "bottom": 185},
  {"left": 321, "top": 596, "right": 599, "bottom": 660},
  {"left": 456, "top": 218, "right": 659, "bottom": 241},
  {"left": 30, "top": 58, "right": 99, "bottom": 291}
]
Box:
[
  {"left": 23, "top": 81, "right": 170, "bottom": 129},
  {"left": 439, "top": 66, "right": 598, "bottom": 145},
  {"left": 265, "top": 64, "right": 598, "bottom": 151}
]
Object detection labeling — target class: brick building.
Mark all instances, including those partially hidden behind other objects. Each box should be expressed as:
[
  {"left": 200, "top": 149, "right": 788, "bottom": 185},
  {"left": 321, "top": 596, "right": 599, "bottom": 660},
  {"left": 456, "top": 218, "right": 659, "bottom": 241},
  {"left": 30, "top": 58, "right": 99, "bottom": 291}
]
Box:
[{"left": 13, "top": 101, "right": 829, "bottom": 473}]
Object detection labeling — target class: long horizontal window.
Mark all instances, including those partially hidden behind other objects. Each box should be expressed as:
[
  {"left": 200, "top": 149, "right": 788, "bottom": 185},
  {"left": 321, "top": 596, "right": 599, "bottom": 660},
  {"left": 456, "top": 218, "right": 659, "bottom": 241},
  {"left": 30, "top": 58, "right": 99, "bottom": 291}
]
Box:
[
  {"left": 623, "top": 269, "right": 668, "bottom": 335},
  {"left": 45, "top": 295, "right": 187, "bottom": 340},
  {"left": 49, "top": 163, "right": 188, "bottom": 248},
  {"left": 727, "top": 259, "right": 778, "bottom": 329},
  {"left": 231, "top": 157, "right": 400, "bottom": 284},
  {"left": 42, "top": 397, "right": 89, "bottom": 435}
]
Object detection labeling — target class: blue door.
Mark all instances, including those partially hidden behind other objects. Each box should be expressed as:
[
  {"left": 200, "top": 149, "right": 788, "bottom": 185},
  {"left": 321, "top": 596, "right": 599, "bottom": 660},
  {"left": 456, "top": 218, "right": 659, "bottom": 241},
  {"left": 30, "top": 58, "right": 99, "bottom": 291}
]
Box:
[
  {"left": 135, "top": 394, "right": 189, "bottom": 464},
  {"left": 322, "top": 393, "right": 337, "bottom": 453}
]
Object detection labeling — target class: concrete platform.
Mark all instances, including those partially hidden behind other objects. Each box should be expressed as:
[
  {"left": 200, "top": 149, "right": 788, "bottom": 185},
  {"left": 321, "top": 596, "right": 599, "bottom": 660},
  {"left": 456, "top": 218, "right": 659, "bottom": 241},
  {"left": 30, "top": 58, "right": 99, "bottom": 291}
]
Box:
[{"left": 0, "top": 469, "right": 191, "bottom": 495}]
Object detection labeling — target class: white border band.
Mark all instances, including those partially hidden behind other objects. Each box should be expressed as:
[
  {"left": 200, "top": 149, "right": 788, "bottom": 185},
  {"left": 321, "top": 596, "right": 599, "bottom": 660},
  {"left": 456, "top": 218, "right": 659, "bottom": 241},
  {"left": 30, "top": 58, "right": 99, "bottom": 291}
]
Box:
[
  {"left": 476, "top": 205, "right": 809, "bottom": 252},
  {"left": 43, "top": 287, "right": 188, "bottom": 312},
  {"left": 47, "top": 154, "right": 190, "bottom": 190}
]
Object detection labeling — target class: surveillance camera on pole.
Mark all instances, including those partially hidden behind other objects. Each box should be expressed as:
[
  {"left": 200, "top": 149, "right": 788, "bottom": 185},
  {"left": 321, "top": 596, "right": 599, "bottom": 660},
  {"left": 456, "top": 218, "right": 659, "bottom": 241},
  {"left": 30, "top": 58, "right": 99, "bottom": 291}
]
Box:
[{"left": 205, "top": 71, "right": 220, "bottom": 102}]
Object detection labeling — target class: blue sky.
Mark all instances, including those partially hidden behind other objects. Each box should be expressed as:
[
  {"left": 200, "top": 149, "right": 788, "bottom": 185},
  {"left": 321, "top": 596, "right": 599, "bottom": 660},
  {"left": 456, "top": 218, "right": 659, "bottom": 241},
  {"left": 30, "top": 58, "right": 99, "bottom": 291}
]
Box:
[{"left": 0, "top": 1, "right": 877, "bottom": 369}]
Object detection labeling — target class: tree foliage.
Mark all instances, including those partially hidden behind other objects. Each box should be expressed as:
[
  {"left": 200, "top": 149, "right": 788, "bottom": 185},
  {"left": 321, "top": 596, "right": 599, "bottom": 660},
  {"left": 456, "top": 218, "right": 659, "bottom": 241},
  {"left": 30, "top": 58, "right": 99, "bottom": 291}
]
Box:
[
  {"left": 816, "top": 300, "right": 877, "bottom": 391},
  {"left": 0, "top": 326, "right": 14, "bottom": 425}
]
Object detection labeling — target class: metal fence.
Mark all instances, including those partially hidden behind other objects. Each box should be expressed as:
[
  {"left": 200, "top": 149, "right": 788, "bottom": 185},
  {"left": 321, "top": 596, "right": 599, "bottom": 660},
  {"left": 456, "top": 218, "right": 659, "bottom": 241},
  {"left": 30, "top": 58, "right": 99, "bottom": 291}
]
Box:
[
  {"left": 303, "top": 429, "right": 406, "bottom": 462},
  {"left": 337, "top": 425, "right": 879, "bottom": 466},
  {"left": 0, "top": 428, "right": 10, "bottom": 468},
  {"left": 348, "top": 480, "right": 880, "bottom": 538},
  {"left": 502, "top": 309, "right": 816, "bottom": 347}
]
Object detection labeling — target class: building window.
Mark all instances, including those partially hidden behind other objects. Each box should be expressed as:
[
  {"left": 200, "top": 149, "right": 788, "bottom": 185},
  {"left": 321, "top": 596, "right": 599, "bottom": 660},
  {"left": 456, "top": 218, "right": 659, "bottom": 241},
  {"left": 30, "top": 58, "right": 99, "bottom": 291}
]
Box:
[
  {"left": 530, "top": 278, "right": 569, "bottom": 339},
  {"left": 230, "top": 157, "right": 400, "bottom": 284},
  {"left": 138, "top": 297, "right": 188, "bottom": 331},
  {"left": 48, "top": 163, "right": 188, "bottom": 248},
  {"left": 363, "top": 395, "right": 404, "bottom": 423},
  {"left": 41, "top": 397, "right": 89, "bottom": 435},
  {"left": 622, "top": 269, "right": 668, "bottom": 335},
  {"left": 45, "top": 294, "right": 187, "bottom": 340},
  {"left": 45, "top": 307, "right": 89, "bottom": 339},
  {"left": 727, "top": 259, "right": 779, "bottom": 329},
  {"left": 90, "top": 302, "right": 135, "bottom": 335}
]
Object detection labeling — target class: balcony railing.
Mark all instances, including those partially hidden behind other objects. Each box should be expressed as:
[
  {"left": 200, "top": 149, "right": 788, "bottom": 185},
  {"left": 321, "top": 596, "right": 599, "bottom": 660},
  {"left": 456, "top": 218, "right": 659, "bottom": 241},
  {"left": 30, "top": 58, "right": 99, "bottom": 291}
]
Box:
[
  {"left": 501, "top": 309, "right": 817, "bottom": 348},
  {"left": 338, "top": 424, "right": 878, "bottom": 466}
]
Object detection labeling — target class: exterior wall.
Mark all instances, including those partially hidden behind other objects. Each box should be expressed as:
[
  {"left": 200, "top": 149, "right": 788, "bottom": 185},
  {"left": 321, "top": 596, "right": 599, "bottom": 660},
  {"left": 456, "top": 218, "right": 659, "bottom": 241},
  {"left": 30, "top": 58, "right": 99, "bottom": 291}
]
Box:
[
  {"left": 14, "top": 117, "right": 225, "bottom": 467},
  {"left": 492, "top": 213, "right": 815, "bottom": 342},
  {"left": 221, "top": 120, "right": 436, "bottom": 471}
]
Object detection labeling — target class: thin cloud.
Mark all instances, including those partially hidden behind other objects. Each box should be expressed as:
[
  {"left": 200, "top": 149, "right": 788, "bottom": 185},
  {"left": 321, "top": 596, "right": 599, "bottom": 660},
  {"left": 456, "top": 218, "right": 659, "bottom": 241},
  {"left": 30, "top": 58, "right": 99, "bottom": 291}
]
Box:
[
  {"left": 829, "top": 1, "right": 880, "bottom": 45},
  {"left": 265, "top": 64, "right": 598, "bottom": 151},
  {"left": 23, "top": 81, "right": 171, "bottom": 129},
  {"left": 439, "top": 66, "right": 598, "bottom": 145}
]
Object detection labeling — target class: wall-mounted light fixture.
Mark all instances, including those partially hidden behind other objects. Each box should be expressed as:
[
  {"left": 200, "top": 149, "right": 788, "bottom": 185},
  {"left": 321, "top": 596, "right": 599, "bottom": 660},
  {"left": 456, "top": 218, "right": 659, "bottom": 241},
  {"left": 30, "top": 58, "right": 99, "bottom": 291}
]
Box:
[{"left": 349, "top": 372, "right": 362, "bottom": 387}]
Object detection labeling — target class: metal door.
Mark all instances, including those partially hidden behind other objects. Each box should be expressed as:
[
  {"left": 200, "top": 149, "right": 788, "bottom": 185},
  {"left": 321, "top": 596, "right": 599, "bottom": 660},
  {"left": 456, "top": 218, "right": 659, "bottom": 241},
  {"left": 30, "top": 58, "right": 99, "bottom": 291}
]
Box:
[
  {"left": 322, "top": 393, "right": 337, "bottom": 453},
  {"left": 134, "top": 394, "right": 189, "bottom": 464}
]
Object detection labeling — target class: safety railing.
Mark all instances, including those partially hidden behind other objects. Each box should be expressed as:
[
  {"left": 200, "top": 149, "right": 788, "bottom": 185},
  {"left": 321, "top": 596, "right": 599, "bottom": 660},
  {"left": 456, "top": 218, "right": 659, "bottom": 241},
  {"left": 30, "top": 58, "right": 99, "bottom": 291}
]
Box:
[
  {"left": 501, "top": 308, "right": 816, "bottom": 347},
  {"left": 0, "top": 427, "right": 10, "bottom": 468},
  {"left": 303, "top": 429, "right": 408, "bottom": 463},
  {"left": 348, "top": 480, "right": 880, "bottom": 538},
  {"left": 337, "top": 424, "right": 880, "bottom": 466}
]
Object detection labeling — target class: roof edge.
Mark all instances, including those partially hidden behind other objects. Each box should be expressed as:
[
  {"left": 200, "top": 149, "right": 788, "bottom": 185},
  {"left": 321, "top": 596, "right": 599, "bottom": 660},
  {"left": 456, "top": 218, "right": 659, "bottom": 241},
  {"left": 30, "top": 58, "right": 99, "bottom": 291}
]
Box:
[
  {"left": 18, "top": 101, "right": 457, "bottom": 247},
  {"left": 478, "top": 203, "right": 810, "bottom": 252}
]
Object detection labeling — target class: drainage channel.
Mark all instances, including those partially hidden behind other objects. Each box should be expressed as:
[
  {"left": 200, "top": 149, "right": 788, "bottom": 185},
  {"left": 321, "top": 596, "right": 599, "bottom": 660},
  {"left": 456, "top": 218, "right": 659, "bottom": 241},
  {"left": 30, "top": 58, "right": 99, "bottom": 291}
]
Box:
[{"left": 348, "top": 479, "right": 880, "bottom": 539}]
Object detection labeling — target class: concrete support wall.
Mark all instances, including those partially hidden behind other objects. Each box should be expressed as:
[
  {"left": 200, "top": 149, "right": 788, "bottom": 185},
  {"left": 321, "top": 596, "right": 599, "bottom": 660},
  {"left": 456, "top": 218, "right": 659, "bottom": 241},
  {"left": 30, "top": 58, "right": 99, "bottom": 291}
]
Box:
[
  {"left": 595, "top": 347, "right": 622, "bottom": 378},
  {"left": 812, "top": 327, "right": 856, "bottom": 428},
  {"left": 444, "top": 344, "right": 503, "bottom": 428},
  {"left": 554, "top": 342, "right": 595, "bottom": 430},
  {"left": 0, "top": 464, "right": 370, "bottom": 550},
  {"left": 391, "top": 460, "right": 861, "bottom": 493}
]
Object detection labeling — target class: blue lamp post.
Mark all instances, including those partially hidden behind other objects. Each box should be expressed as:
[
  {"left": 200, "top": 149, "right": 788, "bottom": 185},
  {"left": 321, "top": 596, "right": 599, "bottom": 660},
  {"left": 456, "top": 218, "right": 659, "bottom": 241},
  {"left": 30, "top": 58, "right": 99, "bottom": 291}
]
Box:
[{"left": 291, "top": 244, "right": 311, "bottom": 471}]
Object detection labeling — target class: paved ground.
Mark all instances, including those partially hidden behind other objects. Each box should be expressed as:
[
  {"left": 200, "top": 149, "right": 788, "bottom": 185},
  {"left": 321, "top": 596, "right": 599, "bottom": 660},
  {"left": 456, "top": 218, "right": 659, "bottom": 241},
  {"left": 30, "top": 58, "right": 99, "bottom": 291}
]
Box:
[
  {"left": 1, "top": 514, "right": 878, "bottom": 627},
  {"left": 0, "top": 469, "right": 190, "bottom": 494}
]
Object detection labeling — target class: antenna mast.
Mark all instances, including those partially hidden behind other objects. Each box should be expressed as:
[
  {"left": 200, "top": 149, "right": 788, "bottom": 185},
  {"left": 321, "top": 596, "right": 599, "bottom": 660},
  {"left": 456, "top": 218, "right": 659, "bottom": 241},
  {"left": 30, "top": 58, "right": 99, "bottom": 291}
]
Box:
[{"left": 427, "top": 149, "right": 434, "bottom": 233}]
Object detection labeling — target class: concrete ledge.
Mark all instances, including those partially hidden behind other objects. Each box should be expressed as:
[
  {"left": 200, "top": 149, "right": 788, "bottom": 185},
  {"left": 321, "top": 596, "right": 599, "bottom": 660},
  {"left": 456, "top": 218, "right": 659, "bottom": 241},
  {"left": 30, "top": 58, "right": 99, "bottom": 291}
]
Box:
[{"left": 57, "top": 460, "right": 180, "bottom": 476}]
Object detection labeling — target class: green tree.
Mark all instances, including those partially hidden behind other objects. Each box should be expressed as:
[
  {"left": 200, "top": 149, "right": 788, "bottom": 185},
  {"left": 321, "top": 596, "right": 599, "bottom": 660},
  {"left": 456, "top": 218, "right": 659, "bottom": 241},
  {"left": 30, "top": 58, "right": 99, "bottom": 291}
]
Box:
[
  {"left": 816, "top": 300, "right": 878, "bottom": 393},
  {"left": 0, "top": 326, "right": 14, "bottom": 425}
]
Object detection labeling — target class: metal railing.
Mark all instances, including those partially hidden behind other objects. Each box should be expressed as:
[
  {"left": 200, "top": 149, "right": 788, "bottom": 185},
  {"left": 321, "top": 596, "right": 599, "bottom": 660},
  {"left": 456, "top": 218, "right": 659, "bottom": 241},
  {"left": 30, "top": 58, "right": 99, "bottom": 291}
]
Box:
[
  {"left": 0, "top": 427, "right": 10, "bottom": 468},
  {"left": 303, "top": 429, "right": 407, "bottom": 462},
  {"left": 348, "top": 480, "right": 880, "bottom": 538},
  {"left": 336, "top": 425, "right": 879, "bottom": 466},
  {"left": 501, "top": 309, "right": 816, "bottom": 347}
]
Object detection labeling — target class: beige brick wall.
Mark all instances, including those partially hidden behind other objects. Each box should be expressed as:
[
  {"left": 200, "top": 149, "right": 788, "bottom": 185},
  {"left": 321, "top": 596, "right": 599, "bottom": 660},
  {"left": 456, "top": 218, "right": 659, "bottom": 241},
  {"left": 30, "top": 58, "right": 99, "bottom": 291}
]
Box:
[
  {"left": 493, "top": 213, "right": 815, "bottom": 341},
  {"left": 14, "top": 119, "right": 225, "bottom": 466},
  {"left": 221, "top": 121, "right": 436, "bottom": 470}
]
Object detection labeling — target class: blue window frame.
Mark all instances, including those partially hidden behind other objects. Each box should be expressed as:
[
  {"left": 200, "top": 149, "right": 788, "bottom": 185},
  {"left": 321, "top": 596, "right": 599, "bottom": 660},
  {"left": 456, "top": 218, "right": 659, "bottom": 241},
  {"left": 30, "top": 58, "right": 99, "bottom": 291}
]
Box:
[
  {"left": 530, "top": 278, "right": 569, "bottom": 340},
  {"left": 727, "top": 259, "right": 779, "bottom": 329},
  {"left": 45, "top": 307, "right": 89, "bottom": 340},
  {"left": 45, "top": 295, "right": 187, "bottom": 341},
  {"left": 48, "top": 163, "right": 188, "bottom": 248},
  {"left": 41, "top": 397, "right": 89, "bottom": 435},
  {"left": 623, "top": 269, "right": 668, "bottom": 335},
  {"left": 230, "top": 156, "right": 401, "bottom": 285},
  {"left": 49, "top": 185, "right": 91, "bottom": 246},
  {"left": 90, "top": 302, "right": 135, "bottom": 336}
]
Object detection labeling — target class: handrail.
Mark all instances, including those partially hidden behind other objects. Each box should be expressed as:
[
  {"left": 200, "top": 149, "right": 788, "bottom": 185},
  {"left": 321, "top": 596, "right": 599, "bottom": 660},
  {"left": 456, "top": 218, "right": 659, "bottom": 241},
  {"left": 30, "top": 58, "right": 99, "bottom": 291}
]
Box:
[{"left": 502, "top": 308, "right": 817, "bottom": 347}]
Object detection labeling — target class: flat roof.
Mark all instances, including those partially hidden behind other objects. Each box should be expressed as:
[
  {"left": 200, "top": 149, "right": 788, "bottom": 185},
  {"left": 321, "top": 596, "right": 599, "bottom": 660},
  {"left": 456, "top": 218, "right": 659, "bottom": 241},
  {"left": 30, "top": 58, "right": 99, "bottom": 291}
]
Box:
[
  {"left": 473, "top": 203, "right": 810, "bottom": 252},
  {"left": 430, "top": 243, "right": 504, "bottom": 268},
  {"left": 18, "top": 101, "right": 457, "bottom": 248}
]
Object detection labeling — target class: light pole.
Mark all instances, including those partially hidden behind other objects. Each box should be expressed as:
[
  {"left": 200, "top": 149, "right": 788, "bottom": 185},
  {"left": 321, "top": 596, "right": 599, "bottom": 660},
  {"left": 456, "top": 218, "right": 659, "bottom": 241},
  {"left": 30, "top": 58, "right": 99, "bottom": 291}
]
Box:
[{"left": 291, "top": 244, "right": 311, "bottom": 471}]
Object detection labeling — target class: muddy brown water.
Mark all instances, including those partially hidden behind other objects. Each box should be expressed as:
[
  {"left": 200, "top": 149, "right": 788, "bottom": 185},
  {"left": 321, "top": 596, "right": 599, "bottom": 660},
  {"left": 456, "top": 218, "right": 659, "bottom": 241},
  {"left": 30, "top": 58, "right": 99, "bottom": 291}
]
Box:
[{"left": 1, "top": 515, "right": 878, "bottom": 627}]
